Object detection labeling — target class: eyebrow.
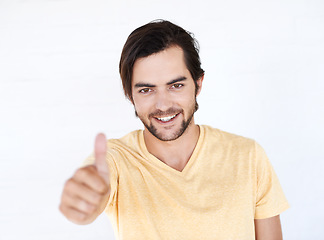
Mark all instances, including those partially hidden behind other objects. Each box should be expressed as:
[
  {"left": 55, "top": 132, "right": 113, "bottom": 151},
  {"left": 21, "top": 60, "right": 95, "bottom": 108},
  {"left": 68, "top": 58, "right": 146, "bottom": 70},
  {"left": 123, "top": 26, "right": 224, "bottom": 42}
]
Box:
[
  {"left": 134, "top": 76, "right": 187, "bottom": 88},
  {"left": 167, "top": 76, "right": 187, "bottom": 85}
]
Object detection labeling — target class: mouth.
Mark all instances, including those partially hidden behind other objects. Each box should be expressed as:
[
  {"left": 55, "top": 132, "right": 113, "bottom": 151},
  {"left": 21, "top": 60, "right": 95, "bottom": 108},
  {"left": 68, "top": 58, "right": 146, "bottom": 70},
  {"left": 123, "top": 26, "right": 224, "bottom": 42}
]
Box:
[{"left": 154, "top": 113, "right": 179, "bottom": 123}]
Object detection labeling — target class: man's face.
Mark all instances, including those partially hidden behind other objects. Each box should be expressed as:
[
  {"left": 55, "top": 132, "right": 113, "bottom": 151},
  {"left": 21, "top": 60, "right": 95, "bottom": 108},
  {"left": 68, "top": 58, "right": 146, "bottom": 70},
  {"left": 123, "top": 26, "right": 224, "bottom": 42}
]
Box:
[{"left": 132, "top": 45, "right": 203, "bottom": 141}]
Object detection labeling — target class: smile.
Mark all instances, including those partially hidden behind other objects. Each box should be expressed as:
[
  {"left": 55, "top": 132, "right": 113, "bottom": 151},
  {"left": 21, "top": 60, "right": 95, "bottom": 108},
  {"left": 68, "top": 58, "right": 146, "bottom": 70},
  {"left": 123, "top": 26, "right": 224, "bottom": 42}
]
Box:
[{"left": 155, "top": 114, "right": 178, "bottom": 122}]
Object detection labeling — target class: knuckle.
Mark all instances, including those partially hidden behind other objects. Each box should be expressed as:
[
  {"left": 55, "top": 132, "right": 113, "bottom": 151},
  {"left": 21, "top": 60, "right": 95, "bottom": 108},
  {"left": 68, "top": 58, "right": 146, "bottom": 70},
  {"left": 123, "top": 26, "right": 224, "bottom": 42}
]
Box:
[
  {"left": 76, "top": 214, "right": 85, "bottom": 222},
  {"left": 78, "top": 200, "right": 95, "bottom": 214},
  {"left": 75, "top": 168, "right": 87, "bottom": 178},
  {"left": 64, "top": 179, "right": 74, "bottom": 190},
  {"left": 59, "top": 203, "right": 65, "bottom": 214},
  {"left": 59, "top": 202, "right": 91, "bottom": 224},
  {"left": 103, "top": 183, "right": 109, "bottom": 193},
  {"left": 96, "top": 181, "right": 108, "bottom": 193},
  {"left": 75, "top": 166, "right": 95, "bottom": 179},
  {"left": 87, "top": 206, "right": 96, "bottom": 215},
  {"left": 95, "top": 184, "right": 105, "bottom": 193},
  {"left": 77, "top": 212, "right": 89, "bottom": 223},
  {"left": 91, "top": 193, "right": 102, "bottom": 205},
  {"left": 68, "top": 212, "right": 86, "bottom": 224}
]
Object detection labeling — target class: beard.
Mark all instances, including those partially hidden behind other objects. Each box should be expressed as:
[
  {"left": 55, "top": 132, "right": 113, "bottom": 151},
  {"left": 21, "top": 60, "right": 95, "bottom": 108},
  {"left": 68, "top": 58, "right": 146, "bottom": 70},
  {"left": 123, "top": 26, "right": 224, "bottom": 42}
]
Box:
[{"left": 135, "top": 98, "right": 198, "bottom": 141}]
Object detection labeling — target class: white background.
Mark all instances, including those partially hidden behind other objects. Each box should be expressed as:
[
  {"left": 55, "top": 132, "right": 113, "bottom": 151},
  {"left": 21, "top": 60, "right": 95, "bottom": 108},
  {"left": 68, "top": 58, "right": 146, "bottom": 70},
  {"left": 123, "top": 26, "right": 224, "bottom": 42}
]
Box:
[{"left": 0, "top": 0, "right": 323, "bottom": 239}]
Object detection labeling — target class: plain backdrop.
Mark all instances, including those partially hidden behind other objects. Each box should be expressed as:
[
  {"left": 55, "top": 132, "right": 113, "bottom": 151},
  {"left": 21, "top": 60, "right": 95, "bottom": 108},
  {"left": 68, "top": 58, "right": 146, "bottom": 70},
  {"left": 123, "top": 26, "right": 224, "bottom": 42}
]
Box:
[{"left": 0, "top": 0, "right": 323, "bottom": 239}]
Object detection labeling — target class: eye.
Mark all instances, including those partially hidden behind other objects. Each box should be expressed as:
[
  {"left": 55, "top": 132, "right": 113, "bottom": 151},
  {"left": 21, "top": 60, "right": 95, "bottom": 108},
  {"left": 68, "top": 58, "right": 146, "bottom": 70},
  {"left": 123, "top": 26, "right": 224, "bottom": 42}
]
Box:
[
  {"left": 139, "top": 88, "right": 152, "bottom": 94},
  {"left": 171, "top": 83, "right": 183, "bottom": 89}
]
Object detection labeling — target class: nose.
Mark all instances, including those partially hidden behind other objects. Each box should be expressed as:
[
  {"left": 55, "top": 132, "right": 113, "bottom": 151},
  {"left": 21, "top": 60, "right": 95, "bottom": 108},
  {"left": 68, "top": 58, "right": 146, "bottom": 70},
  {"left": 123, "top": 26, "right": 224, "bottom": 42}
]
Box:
[{"left": 155, "top": 91, "right": 172, "bottom": 111}]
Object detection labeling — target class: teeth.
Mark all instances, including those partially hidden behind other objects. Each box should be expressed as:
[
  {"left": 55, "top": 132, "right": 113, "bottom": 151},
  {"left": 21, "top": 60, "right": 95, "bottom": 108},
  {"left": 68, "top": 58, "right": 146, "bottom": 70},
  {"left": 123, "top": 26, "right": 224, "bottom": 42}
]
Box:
[{"left": 157, "top": 114, "right": 177, "bottom": 122}]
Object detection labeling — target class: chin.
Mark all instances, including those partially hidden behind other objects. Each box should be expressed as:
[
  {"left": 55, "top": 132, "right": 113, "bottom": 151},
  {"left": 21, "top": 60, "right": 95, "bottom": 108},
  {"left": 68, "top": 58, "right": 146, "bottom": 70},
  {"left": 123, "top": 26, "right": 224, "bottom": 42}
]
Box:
[{"left": 149, "top": 121, "right": 191, "bottom": 142}]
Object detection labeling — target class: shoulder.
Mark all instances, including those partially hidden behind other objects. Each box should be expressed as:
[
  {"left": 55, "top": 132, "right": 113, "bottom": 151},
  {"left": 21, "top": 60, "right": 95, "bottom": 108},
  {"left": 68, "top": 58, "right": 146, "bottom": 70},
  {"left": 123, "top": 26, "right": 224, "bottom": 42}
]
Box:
[
  {"left": 104, "top": 129, "right": 146, "bottom": 164},
  {"left": 200, "top": 125, "right": 256, "bottom": 148},
  {"left": 107, "top": 130, "right": 143, "bottom": 150},
  {"left": 199, "top": 125, "right": 267, "bottom": 166}
]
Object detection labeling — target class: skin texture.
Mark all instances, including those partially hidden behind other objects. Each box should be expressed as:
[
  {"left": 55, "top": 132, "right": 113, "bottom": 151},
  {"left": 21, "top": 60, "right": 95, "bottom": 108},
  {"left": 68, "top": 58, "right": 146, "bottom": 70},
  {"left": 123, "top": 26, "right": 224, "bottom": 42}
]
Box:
[
  {"left": 255, "top": 215, "right": 283, "bottom": 240},
  {"left": 60, "top": 45, "right": 284, "bottom": 238}
]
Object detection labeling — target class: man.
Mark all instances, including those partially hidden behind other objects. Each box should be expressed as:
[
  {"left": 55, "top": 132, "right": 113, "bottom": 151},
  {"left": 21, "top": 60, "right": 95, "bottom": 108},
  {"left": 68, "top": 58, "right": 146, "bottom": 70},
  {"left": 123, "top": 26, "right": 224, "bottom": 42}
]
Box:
[{"left": 59, "top": 20, "right": 289, "bottom": 239}]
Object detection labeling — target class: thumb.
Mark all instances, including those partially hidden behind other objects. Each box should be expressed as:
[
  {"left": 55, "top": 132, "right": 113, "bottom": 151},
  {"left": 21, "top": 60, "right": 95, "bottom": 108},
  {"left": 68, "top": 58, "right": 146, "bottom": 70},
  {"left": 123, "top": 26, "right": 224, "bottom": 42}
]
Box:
[{"left": 94, "top": 133, "right": 110, "bottom": 184}]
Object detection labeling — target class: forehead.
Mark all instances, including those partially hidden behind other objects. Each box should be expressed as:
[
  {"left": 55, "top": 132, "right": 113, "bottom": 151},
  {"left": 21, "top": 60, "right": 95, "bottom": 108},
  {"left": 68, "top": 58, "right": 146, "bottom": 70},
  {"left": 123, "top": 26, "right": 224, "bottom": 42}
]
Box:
[{"left": 132, "top": 46, "right": 191, "bottom": 86}]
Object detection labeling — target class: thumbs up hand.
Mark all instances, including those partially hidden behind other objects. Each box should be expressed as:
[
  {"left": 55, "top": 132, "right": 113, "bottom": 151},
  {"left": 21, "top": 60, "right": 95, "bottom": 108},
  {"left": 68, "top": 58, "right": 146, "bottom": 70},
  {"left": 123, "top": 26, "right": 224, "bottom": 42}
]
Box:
[{"left": 59, "top": 134, "right": 111, "bottom": 225}]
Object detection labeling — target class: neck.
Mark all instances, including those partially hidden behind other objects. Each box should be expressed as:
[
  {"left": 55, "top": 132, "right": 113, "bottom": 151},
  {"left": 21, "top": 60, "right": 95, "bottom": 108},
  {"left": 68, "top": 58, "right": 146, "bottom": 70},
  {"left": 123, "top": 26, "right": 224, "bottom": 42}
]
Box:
[{"left": 143, "top": 119, "right": 200, "bottom": 172}]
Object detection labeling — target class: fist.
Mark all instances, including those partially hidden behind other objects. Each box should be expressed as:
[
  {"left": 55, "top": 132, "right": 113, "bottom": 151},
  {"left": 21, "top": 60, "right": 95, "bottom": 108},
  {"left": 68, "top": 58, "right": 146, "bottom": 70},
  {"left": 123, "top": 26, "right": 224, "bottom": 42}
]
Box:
[{"left": 59, "top": 133, "right": 110, "bottom": 225}]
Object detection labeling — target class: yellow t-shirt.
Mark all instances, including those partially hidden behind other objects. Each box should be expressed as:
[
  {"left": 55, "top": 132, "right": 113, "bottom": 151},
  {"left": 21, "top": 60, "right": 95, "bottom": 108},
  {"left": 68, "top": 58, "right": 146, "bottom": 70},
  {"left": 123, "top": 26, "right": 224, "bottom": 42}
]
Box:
[{"left": 85, "top": 125, "right": 289, "bottom": 240}]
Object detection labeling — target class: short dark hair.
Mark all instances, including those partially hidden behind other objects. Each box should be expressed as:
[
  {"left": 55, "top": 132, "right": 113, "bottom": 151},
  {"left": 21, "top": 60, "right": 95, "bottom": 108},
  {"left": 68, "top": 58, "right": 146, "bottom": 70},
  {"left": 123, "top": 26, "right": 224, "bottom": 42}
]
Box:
[{"left": 119, "top": 20, "right": 205, "bottom": 101}]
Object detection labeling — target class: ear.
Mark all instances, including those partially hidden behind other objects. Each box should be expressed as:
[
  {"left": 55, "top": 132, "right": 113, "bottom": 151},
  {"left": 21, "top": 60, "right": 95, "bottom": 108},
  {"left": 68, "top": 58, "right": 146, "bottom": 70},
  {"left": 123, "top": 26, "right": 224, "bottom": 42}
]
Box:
[{"left": 195, "top": 74, "right": 204, "bottom": 96}]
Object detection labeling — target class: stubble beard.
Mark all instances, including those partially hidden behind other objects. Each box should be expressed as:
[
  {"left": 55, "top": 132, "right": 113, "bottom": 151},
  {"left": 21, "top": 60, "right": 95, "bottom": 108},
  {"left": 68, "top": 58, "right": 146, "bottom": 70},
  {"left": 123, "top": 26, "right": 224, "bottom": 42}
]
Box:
[{"left": 135, "top": 98, "right": 198, "bottom": 142}]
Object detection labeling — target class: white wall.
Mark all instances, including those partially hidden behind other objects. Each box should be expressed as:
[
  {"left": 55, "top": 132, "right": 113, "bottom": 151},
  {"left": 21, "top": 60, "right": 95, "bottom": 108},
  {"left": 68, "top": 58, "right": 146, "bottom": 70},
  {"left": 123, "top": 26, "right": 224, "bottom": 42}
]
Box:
[{"left": 0, "top": 0, "right": 323, "bottom": 239}]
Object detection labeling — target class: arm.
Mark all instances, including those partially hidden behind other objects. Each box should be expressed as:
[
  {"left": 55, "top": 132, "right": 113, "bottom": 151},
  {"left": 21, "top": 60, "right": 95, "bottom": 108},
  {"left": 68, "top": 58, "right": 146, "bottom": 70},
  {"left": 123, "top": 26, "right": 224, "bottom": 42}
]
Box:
[{"left": 254, "top": 215, "right": 283, "bottom": 240}]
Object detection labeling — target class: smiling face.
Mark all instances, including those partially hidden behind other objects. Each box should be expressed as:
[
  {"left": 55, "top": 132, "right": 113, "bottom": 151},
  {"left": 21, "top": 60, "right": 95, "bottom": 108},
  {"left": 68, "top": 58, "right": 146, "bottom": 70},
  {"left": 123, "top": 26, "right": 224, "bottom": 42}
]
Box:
[{"left": 132, "top": 45, "right": 203, "bottom": 141}]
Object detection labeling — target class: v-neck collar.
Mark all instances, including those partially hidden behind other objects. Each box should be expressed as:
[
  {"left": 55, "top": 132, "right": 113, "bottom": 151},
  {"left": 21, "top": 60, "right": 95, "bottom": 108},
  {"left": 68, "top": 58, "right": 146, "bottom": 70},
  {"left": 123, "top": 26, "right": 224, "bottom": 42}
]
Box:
[{"left": 138, "top": 125, "right": 205, "bottom": 175}]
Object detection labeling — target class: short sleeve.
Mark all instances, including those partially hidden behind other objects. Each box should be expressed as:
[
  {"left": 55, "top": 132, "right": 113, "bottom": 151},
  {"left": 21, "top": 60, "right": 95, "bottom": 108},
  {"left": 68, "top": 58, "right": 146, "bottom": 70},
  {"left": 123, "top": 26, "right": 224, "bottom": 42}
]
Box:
[
  {"left": 254, "top": 142, "right": 289, "bottom": 219},
  {"left": 82, "top": 149, "right": 119, "bottom": 212}
]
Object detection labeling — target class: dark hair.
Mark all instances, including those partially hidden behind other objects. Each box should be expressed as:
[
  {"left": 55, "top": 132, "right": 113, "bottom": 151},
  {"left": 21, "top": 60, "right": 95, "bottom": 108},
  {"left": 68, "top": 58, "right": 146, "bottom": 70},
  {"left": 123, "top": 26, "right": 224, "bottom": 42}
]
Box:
[{"left": 119, "top": 20, "right": 205, "bottom": 101}]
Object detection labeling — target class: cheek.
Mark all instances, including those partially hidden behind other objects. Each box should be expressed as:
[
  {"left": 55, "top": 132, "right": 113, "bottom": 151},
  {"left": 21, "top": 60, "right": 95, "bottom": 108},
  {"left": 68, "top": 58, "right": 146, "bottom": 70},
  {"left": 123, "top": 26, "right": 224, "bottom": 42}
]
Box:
[
  {"left": 133, "top": 97, "right": 152, "bottom": 114},
  {"left": 174, "top": 91, "right": 196, "bottom": 105}
]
